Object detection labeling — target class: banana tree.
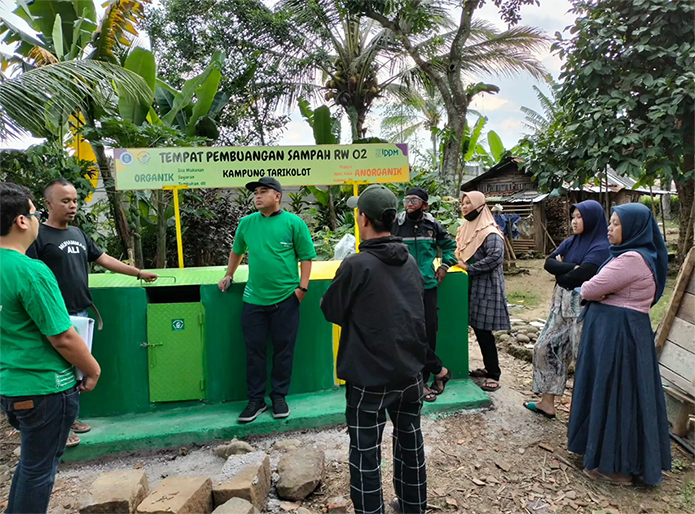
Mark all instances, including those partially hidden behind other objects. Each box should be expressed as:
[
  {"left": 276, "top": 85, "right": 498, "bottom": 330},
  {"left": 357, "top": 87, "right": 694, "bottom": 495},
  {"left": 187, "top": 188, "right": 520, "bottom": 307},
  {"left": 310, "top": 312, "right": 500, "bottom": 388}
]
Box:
[
  {"left": 0, "top": 0, "right": 155, "bottom": 261},
  {"left": 110, "top": 47, "right": 229, "bottom": 266}
]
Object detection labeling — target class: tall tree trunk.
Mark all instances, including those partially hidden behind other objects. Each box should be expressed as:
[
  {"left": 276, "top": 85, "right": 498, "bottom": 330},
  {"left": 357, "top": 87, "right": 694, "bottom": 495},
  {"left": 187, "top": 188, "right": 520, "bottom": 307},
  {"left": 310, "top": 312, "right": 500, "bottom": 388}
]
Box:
[
  {"left": 441, "top": 110, "right": 467, "bottom": 194},
  {"left": 132, "top": 192, "right": 144, "bottom": 269},
  {"left": 155, "top": 190, "right": 167, "bottom": 268},
  {"left": 328, "top": 187, "right": 337, "bottom": 231},
  {"left": 91, "top": 142, "right": 132, "bottom": 259},
  {"left": 431, "top": 130, "right": 439, "bottom": 173},
  {"left": 346, "top": 107, "right": 362, "bottom": 143}
]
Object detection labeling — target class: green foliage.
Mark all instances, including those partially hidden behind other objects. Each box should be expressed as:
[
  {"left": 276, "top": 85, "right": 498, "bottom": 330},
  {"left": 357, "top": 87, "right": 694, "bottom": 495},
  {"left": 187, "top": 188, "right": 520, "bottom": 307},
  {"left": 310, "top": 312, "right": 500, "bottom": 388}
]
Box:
[
  {"left": 145, "top": 0, "right": 291, "bottom": 146},
  {"left": 0, "top": 142, "right": 107, "bottom": 248},
  {"left": 298, "top": 99, "right": 341, "bottom": 145},
  {"left": 81, "top": 118, "right": 210, "bottom": 149},
  {"left": 313, "top": 222, "right": 355, "bottom": 261},
  {"left": 528, "top": 0, "right": 694, "bottom": 189},
  {"left": 678, "top": 481, "right": 695, "bottom": 511},
  {"left": 287, "top": 187, "right": 311, "bottom": 214}
]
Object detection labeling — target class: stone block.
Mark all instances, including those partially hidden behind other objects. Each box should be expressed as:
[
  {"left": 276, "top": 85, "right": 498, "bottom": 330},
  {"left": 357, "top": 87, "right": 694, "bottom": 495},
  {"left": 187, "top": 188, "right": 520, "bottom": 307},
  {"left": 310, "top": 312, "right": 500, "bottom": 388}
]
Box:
[
  {"left": 80, "top": 470, "right": 149, "bottom": 514},
  {"left": 212, "top": 498, "right": 259, "bottom": 514},
  {"left": 214, "top": 456, "right": 270, "bottom": 511},
  {"left": 136, "top": 476, "right": 212, "bottom": 514}
]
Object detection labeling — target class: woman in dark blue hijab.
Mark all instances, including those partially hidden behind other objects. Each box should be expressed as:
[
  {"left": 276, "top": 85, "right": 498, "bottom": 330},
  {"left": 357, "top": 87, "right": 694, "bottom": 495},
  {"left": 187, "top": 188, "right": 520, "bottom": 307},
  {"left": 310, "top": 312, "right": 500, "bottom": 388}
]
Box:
[
  {"left": 569, "top": 203, "right": 671, "bottom": 485},
  {"left": 524, "top": 200, "right": 610, "bottom": 418}
]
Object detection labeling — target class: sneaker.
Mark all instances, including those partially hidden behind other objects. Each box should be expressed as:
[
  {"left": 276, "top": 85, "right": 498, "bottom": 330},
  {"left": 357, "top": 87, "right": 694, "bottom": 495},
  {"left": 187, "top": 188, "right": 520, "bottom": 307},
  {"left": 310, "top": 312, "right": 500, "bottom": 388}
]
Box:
[
  {"left": 272, "top": 397, "right": 290, "bottom": 419},
  {"left": 238, "top": 401, "right": 267, "bottom": 423}
]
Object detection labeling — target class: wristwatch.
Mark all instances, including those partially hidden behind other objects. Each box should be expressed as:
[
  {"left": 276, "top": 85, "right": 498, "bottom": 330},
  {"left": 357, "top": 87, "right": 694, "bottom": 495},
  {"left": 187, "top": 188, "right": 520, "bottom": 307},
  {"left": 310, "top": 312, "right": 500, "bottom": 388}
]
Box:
[{"left": 297, "top": 286, "right": 308, "bottom": 292}]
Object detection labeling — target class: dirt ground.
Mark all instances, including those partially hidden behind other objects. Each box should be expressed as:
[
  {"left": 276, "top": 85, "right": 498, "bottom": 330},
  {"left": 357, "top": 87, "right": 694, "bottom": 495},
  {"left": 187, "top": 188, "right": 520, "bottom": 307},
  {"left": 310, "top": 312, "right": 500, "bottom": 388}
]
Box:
[{"left": 0, "top": 259, "right": 693, "bottom": 513}]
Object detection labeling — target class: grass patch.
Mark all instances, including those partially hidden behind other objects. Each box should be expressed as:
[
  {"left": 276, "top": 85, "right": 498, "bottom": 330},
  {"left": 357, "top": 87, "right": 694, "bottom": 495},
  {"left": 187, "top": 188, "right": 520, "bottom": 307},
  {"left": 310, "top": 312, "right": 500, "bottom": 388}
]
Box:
[
  {"left": 678, "top": 481, "right": 695, "bottom": 510},
  {"left": 651, "top": 276, "right": 676, "bottom": 329},
  {"left": 674, "top": 458, "right": 691, "bottom": 472},
  {"left": 506, "top": 290, "right": 541, "bottom": 309}
]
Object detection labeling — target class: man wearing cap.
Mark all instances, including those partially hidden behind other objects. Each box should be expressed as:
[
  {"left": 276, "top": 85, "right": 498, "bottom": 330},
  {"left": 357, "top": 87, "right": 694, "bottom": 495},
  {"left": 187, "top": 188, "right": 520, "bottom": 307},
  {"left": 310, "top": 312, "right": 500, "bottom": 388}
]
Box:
[
  {"left": 218, "top": 177, "right": 316, "bottom": 423},
  {"left": 392, "top": 187, "right": 458, "bottom": 403},
  {"left": 321, "top": 185, "right": 428, "bottom": 514}
]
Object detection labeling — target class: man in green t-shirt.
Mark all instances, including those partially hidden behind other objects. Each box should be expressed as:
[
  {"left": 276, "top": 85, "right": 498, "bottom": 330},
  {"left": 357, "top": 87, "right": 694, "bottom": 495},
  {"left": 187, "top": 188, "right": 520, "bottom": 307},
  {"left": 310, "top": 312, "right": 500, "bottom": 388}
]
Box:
[
  {"left": 219, "top": 177, "right": 316, "bottom": 423},
  {"left": 0, "top": 183, "right": 101, "bottom": 513}
]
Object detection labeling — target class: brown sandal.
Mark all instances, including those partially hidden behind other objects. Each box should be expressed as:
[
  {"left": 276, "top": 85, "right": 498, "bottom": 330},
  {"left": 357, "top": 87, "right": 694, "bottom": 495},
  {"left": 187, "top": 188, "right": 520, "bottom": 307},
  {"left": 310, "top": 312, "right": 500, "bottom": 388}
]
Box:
[
  {"left": 480, "top": 379, "right": 501, "bottom": 392},
  {"left": 469, "top": 368, "right": 488, "bottom": 378},
  {"left": 65, "top": 432, "right": 81, "bottom": 448},
  {"left": 71, "top": 419, "right": 91, "bottom": 433}
]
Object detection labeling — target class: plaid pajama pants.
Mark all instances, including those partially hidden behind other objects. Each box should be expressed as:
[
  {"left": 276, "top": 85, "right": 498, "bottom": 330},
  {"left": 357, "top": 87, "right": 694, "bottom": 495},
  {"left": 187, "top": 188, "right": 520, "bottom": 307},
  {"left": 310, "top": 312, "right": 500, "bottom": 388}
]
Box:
[{"left": 345, "top": 375, "right": 427, "bottom": 514}]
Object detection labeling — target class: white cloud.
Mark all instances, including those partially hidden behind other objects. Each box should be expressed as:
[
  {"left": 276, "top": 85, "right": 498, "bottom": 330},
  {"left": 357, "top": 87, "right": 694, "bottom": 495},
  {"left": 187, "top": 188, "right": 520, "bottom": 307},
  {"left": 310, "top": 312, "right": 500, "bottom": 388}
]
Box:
[{"left": 470, "top": 95, "right": 511, "bottom": 113}]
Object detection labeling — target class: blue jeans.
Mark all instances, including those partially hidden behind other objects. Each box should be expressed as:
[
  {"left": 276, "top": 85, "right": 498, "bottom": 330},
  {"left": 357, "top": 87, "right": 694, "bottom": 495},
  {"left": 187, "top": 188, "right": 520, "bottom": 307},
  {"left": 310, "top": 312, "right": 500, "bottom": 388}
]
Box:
[{"left": 0, "top": 385, "right": 80, "bottom": 513}]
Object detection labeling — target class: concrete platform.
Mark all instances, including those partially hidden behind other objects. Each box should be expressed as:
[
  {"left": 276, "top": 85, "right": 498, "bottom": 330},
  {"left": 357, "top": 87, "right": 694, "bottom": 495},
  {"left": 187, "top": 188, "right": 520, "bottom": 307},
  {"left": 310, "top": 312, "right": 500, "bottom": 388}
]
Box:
[{"left": 65, "top": 379, "right": 490, "bottom": 462}]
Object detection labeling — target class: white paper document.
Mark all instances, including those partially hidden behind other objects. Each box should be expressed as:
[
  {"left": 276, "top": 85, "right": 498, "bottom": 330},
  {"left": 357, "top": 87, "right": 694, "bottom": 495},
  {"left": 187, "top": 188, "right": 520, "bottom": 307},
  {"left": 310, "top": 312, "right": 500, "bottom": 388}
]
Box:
[{"left": 70, "top": 316, "right": 94, "bottom": 380}]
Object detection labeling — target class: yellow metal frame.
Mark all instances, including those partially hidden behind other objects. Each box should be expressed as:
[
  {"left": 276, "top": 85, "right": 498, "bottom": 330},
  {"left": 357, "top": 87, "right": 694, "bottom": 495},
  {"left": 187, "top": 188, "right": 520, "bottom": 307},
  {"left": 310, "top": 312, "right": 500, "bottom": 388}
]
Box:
[{"left": 163, "top": 185, "right": 188, "bottom": 268}]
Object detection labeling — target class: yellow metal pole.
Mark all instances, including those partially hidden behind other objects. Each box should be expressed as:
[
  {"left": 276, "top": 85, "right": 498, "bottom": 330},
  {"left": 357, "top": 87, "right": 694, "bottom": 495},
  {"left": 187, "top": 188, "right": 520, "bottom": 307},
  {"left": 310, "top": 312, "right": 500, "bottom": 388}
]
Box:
[
  {"left": 164, "top": 186, "right": 187, "bottom": 268},
  {"left": 353, "top": 182, "right": 360, "bottom": 253}
]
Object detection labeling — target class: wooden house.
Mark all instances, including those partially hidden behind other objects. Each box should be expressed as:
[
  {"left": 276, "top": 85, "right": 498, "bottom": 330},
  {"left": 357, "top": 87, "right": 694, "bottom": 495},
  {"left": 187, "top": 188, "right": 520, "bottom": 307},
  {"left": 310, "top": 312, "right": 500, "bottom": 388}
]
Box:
[
  {"left": 461, "top": 157, "right": 549, "bottom": 254},
  {"left": 461, "top": 158, "right": 673, "bottom": 255}
]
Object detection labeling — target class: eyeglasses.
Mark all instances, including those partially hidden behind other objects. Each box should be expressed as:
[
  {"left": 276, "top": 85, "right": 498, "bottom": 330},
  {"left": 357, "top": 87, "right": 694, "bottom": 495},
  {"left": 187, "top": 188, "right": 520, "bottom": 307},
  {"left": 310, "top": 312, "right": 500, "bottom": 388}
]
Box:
[
  {"left": 26, "top": 211, "right": 43, "bottom": 221},
  {"left": 403, "top": 198, "right": 423, "bottom": 205}
]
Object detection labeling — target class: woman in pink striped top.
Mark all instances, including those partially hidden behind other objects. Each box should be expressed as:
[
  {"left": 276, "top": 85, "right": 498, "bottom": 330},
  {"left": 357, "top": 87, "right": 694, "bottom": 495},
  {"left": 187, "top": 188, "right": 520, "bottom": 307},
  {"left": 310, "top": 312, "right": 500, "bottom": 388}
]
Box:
[{"left": 568, "top": 203, "right": 671, "bottom": 486}]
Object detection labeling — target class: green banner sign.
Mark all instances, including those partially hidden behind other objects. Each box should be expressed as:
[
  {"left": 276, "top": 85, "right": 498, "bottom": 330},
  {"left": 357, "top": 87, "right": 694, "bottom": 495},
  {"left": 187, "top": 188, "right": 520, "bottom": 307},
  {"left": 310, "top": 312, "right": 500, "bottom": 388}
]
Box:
[{"left": 113, "top": 144, "right": 409, "bottom": 190}]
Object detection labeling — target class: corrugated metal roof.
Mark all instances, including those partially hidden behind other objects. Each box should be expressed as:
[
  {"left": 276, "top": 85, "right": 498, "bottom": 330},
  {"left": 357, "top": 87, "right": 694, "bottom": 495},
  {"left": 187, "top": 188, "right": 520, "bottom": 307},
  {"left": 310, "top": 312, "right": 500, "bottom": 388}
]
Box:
[
  {"left": 485, "top": 190, "right": 548, "bottom": 204},
  {"left": 567, "top": 169, "right": 674, "bottom": 195}
]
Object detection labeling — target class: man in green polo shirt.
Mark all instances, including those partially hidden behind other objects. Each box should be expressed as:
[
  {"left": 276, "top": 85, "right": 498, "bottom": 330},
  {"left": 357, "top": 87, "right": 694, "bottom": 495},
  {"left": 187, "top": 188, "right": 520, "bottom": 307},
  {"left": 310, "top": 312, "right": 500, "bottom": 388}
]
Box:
[
  {"left": 0, "top": 183, "right": 101, "bottom": 513},
  {"left": 218, "top": 177, "right": 316, "bottom": 423}
]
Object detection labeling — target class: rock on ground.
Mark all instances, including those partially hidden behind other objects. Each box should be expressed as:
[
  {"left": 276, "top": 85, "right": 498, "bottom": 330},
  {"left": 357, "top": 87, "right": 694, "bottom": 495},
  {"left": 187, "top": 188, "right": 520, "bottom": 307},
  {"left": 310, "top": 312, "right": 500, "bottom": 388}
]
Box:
[
  {"left": 211, "top": 498, "right": 259, "bottom": 514},
  {"left": 80, "top": 470, "right": 149, "bottom": 514},
  {"left": 215, "top": 440, "right": 255, "bottom": 458},
  {"left": 213, "top": 455, "right": 270, "bottom": 510},
  {"left": 276, "top": 448, "right": 325, "bottom": 501},
  {"left": 136, "top": 476, "right": 212, "bottom": 514}
]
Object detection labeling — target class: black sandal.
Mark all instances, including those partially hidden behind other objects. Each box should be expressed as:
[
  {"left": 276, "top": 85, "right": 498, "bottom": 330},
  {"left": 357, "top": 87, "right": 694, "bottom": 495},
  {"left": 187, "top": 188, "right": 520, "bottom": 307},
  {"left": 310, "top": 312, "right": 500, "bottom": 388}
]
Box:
[
  {"left": 469, "top": 368, "right": 487, "bottom": 378},
  {"left": 430, "top": 369, "right": 452, "bottom": 395}
]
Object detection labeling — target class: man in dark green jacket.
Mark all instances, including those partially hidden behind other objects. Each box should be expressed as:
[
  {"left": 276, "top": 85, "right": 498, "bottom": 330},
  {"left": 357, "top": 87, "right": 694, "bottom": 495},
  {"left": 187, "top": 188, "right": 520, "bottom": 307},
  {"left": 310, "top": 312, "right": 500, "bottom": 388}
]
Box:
[{"left": 392, "top": 187, "right": 458, "bottom": 402}]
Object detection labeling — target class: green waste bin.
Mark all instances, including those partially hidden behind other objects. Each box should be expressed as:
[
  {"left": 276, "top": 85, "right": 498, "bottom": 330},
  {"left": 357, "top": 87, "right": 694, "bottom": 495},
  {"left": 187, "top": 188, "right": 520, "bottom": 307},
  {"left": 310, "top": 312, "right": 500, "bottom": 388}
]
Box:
[{"left": 81, "top": 263, "right": 468, "bottom": 418}]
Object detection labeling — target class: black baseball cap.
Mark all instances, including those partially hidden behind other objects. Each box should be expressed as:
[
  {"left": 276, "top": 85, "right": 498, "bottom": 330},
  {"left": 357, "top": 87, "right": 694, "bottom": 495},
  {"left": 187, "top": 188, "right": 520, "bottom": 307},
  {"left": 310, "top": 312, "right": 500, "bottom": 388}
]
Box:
[
  {"left": 406, "top": 187, "right": 429, "bottom": 202},
  {"left": 245, "top": 176, "right": 282, "bottom": 193},
  {"left": 347, "top": 185, "right": 397, "bottom": 221}
]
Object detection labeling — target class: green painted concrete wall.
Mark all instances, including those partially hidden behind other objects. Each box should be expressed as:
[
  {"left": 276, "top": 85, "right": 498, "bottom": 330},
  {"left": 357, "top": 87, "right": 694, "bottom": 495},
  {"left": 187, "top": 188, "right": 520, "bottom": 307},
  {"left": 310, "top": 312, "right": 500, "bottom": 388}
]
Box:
[{"left": 80, "top": 271, "right": 468, "bottom": 418}]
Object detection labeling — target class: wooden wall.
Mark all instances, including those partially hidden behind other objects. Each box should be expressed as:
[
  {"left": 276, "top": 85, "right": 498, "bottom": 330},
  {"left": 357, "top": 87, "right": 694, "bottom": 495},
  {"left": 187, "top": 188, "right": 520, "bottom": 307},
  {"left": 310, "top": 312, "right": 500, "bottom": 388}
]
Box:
[
  {"left": 657, "top": 248, "right": 695, "bottom": 443},
  {"left": 468, "top": 168, "right": 534, "bottom": 194}
]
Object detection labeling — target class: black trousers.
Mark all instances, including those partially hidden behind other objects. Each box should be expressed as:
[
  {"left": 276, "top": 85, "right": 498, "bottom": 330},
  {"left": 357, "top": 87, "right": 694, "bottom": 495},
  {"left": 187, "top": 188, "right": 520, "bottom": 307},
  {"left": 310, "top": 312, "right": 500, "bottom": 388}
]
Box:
[
  {"left": 241, "top": 293, "right": 300, "bottom": 401},
  {"left": 422, "top": 287, "right": 443, "bottom": 384},
  {"left": 473, "top": 327, "right": 501, "bottom": 381},
  {"left": 346, "top": 375, "right": 427, "bottom": 514}
]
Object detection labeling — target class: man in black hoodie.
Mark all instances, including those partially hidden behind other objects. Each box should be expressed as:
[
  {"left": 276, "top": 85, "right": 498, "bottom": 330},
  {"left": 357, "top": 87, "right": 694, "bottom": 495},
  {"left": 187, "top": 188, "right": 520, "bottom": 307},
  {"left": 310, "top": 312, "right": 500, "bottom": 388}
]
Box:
[{"left": 321, "top": 185, "right": 428, "bottom": 514}]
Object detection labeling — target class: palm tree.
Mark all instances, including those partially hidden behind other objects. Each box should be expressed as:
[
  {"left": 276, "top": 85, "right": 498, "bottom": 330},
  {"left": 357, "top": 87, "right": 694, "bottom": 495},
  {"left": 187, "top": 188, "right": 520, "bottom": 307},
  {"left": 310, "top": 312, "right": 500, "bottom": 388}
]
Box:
[
  {"left": 381, "top": 81, "right": 444, "bottom": 158},
  {"left": 0, "top": 60, "right": 151, "bottom": 139},
  {"left": 278, "top": 0, "right": 426, "bottom": 141},
  {"left": 520, "top": 80, "right": 558, "bottom": 134}
]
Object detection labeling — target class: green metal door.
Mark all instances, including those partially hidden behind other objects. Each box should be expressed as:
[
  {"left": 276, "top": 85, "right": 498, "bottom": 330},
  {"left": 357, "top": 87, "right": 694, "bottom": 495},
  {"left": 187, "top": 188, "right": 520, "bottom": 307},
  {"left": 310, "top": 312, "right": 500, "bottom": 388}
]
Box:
[{"left": 146, "top": 303, "right": 206, "bottom": 402}]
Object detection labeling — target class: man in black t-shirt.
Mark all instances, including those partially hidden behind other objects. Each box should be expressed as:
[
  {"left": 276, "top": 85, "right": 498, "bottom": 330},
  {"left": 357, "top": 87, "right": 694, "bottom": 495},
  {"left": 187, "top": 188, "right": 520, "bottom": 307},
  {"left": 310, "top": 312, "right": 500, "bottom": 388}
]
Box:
[{"left": 27, "top": 179, "right": 158, "bottom": 443}]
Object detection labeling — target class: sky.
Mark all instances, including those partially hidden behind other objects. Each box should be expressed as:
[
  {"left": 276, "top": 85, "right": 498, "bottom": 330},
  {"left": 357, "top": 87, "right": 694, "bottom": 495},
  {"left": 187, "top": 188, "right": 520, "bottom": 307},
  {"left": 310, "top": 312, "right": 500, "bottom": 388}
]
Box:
[
  {"left": 0, "top": 0, "right": 577, "bottom": 151},
  {"left": 277, "top": 1, "right": 577, "bottom": 151}
]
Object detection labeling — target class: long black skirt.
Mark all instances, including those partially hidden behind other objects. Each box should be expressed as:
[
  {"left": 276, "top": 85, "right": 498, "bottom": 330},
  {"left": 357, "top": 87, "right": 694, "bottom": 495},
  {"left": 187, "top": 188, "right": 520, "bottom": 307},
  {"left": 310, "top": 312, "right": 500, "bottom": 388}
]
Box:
[{"left": 567, "top": 302, "right": 671, "bottom": 485}]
